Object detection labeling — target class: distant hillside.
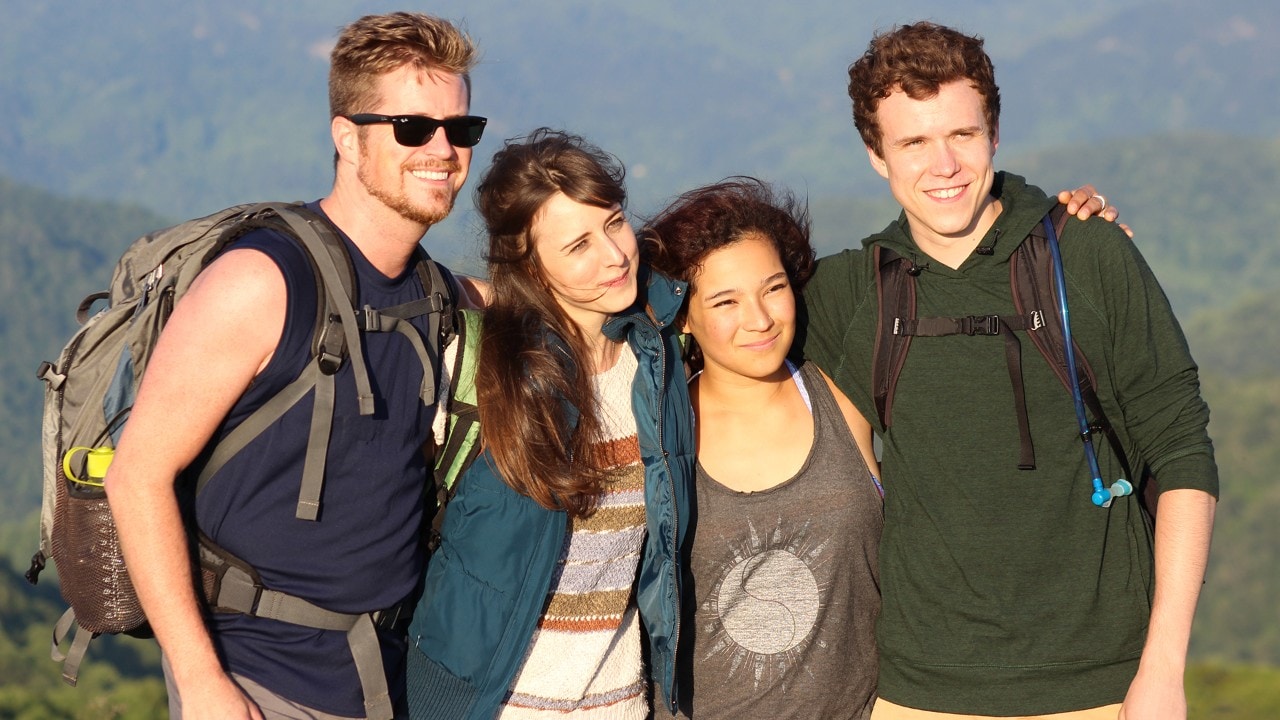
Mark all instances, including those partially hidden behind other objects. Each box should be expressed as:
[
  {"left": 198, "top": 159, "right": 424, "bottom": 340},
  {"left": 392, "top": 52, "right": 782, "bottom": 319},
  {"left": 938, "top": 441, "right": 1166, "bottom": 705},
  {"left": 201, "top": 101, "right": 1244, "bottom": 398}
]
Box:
[
  {"left": 0, "top": 564, "right": 166, "bottom": 718},
  {"left": 1, "top": 0, "right": 1274, "bottom": 223},
  {"left": 1006, "top": 133, "right": 1280, "bottom": 317},
  {"left": 1183, "top": 288, "right": 1280, "bottom": 666},
  {"left": 994, "top": 2, "right": 1280, "bottom": 150},
  {"left": 0, "top": 178, "right": 167, "bottom": 525}
]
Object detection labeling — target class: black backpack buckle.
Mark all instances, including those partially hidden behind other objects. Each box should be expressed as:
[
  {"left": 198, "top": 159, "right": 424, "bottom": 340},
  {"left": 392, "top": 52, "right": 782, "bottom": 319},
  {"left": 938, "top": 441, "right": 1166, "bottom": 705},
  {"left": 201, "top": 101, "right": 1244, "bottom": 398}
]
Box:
[{"left": 961, "top": 314, "right": 1002, "bottom": 336}]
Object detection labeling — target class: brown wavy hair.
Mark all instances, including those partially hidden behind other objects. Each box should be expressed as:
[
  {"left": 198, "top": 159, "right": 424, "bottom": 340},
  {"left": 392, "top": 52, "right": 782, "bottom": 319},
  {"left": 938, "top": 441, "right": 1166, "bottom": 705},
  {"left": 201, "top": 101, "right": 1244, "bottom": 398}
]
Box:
[
  {"left": 329, "top": 12, "right": 478, "bottom": 119},
  {"left": 474, "top": 129, "right": 628, "bottom": 517},
  {"left": 642, "top": 177, "right": 814, "bottom": 371},
  {"left": 847, "top": 21, "right": 1000, "bottom": 157}
]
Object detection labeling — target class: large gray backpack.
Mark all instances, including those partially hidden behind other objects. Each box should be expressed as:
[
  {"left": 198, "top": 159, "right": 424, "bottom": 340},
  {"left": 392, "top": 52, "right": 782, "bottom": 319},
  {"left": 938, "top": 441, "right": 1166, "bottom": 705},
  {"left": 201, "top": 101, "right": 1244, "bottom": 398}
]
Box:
[{"left": 27, "top": 202, "right": 454, "bottom": 720}]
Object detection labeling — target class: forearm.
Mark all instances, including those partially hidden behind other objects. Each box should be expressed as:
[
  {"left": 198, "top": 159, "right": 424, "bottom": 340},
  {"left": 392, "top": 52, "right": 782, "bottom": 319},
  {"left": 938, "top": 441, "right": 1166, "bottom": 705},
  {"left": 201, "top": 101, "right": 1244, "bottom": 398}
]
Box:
[
  {"left": 106, "top": 463, "right": 223, "bottom": 684},
  {"left": 1118, "top": 488, "right": 1215, "bottom": 719},
  {"left": 1141, "top": 487, "right": 1217, "bottom": 671}
]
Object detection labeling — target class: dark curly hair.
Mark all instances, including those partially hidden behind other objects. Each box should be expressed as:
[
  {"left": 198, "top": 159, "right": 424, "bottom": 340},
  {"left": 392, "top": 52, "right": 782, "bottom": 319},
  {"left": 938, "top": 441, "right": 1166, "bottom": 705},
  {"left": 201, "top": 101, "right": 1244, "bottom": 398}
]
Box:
[
  {"left": 847, "top": 21, "right": 1000, "bottom": 157},
  {"left": 642, "top": 177, "right": 814, "bottom": 370}
]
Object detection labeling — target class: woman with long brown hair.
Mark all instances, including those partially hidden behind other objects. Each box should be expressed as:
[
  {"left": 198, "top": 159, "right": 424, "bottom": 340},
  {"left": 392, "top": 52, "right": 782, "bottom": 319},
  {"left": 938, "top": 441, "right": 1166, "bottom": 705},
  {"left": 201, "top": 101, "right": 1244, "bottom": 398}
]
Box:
[{"left": 405, "top": 129, "right": 694, "bottom": 720}]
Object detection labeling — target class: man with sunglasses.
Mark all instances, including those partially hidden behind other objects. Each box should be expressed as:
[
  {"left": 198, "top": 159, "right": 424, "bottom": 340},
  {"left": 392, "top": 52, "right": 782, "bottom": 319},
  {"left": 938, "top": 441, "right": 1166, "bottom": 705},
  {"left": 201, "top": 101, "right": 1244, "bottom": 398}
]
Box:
[
  {"left": 800, "top": 22, "right": 1217, "bottom": 720},
  {"left": 106, "top": 12, "right": 482, "bottom": 720}
]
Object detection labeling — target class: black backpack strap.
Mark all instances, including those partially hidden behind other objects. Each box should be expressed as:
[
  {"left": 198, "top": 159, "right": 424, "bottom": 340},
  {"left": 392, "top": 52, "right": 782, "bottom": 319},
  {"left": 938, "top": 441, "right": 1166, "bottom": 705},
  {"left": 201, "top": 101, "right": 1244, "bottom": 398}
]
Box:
[
  {"left": 872, "top": 245, "right": 916, "bottom": 428},
  {"left": 1013, "top": 205, "right": 1142, "bottom": 486},
  {"left": 1013, "top": 206, "right": 1083, "bottom": 394}
]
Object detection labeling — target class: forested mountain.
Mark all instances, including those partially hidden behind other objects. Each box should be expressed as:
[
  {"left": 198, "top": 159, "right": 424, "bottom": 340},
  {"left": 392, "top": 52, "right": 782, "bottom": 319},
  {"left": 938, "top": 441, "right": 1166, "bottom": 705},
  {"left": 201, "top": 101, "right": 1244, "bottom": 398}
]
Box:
[
  {"left": 0, "top": 178, "right": 165, "bottom": 524},
  {"left": 0, "top": 564, "right": 166, "bottom": 718}
]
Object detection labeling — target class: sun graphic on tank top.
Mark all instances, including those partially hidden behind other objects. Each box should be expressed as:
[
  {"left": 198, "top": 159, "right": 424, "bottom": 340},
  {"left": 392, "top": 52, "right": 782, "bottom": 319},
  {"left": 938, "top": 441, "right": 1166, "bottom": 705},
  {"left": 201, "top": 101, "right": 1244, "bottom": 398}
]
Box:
[{"left": 701, "top": 515, "right": 829, "bottom": 690}]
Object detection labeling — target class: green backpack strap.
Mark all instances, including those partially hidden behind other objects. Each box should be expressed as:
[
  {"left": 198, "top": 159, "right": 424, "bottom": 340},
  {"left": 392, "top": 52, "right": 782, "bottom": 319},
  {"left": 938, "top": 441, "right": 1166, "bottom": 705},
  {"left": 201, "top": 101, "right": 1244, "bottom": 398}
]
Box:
[{"left": 429, "top": 308, "right": 483, "bottom": 551}]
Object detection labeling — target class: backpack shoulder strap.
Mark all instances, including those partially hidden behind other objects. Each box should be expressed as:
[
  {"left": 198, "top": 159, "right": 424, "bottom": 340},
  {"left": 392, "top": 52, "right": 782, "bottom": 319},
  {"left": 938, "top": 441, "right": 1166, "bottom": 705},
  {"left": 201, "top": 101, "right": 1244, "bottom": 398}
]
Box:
[
  {"left": 1011, "top": 204, "right": 1081, "bottom": 394},
  {"left": 872, "top": 239, "right": 1040, "bottom": 467},
  {"left": 871, "top": 244, "right": 917, "bottom": 428},
  {"left": 1011, "top": 205, "right": 1137, "bottom": 482},
  {"left": 191, "top": 203, "right": 363, "bottom": 521},
  {"left": 429, "top": 308, "right": 483, "bottom": 552},
  {"left": 415, "top": 250, "right": 458, "bottom": 345}
]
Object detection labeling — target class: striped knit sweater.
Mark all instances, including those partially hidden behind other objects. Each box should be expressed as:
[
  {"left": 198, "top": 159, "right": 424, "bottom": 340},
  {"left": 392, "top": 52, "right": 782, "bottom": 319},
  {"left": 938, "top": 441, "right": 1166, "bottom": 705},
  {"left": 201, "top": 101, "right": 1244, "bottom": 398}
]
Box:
[{"left": 499, "top": 347, "right": 648, "bottom": 718}]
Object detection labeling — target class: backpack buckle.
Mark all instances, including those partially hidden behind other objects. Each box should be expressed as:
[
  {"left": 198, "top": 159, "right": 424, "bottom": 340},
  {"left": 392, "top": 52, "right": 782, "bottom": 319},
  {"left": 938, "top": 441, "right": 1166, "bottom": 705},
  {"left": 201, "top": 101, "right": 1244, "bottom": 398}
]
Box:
[
  {"left": 372, "top": 601, "right": 410, "bottom": 630},
  {"left": 214, "top": 564, "right": 265, "bottom": 616},
  {"left": 360, "top": 305, "right": 383, "bottom": 332},
  {"left": 315, "top": 312, "right": 345, "bottom": 374},
  {"left": 962, "top": 314, "right": 1002, "bottom": 336},
  {"left": 317, "top": 350, "right": 344, "bottom": 375}
]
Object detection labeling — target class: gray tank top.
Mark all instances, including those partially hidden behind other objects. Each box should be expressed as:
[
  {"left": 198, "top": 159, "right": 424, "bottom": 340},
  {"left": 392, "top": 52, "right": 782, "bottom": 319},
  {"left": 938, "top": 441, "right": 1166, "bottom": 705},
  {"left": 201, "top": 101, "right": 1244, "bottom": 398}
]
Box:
[{"left": 677, "top": 361, "right": 882, "bottom": 720}]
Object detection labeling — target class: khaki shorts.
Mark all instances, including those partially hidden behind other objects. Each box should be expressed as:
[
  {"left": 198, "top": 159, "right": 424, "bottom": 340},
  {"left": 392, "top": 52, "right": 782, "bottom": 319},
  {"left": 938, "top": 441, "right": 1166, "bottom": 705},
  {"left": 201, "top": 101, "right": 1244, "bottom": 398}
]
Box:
[
  {"left": 871, "top": 698, "right": 1123, "bottom": 720},
  {"left": 162, "top": 654, "right": 373, "bottom": 720}
]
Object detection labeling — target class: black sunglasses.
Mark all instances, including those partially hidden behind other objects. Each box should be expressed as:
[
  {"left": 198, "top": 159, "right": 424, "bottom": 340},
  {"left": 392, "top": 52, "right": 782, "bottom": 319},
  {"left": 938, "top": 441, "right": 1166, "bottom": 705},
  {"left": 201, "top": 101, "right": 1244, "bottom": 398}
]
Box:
[{"left": 346, "top": 114, "right": 488, "bottom": 148}]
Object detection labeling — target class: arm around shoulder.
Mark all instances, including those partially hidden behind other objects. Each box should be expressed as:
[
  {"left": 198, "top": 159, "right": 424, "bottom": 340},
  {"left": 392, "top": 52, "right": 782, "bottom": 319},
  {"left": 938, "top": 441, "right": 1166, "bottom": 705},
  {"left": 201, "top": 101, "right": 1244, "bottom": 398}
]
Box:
[{"left": 798, "top": 249, "right": 874, "bottom": 379}]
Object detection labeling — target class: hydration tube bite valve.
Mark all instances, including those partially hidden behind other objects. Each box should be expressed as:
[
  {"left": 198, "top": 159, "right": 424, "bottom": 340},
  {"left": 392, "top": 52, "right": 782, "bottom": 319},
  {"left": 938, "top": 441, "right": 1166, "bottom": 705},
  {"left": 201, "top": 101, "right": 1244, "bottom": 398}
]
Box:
[{"left": 1091, "top": 477, "right": 1134, "bottom": 508}]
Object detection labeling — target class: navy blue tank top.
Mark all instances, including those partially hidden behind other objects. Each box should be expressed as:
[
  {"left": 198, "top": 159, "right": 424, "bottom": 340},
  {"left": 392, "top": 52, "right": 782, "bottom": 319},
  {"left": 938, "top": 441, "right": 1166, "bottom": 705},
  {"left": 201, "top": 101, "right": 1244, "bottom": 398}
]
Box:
[{"left": 195, "top": 203, "right": 437, "bottom": 715}]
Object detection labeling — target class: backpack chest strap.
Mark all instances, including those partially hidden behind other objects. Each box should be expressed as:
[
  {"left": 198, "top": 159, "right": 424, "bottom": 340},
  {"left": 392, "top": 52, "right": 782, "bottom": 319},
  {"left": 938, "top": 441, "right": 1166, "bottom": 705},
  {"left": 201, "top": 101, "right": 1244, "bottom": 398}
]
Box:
[
  {"left": 891, "top": 311, "right": 1040, "bottom": 470},
  {"left": 895, "top": 311, "right": 1045, "bottom": 338},
  {"left": 356, "top": 293, "right": 449, "bottom": 404}
]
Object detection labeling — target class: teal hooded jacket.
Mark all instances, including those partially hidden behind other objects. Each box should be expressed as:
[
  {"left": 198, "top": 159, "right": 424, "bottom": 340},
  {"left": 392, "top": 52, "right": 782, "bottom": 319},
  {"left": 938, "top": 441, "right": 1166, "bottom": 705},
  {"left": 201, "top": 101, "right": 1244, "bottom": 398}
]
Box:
[{"left": 405, "top": 267, "right": 694, "bottom": 719}]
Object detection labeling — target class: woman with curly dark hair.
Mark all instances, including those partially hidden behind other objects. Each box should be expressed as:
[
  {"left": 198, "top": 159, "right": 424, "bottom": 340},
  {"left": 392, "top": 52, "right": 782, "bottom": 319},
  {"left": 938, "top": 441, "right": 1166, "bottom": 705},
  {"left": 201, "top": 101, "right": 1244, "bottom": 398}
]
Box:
[{"left": 644, "top": 178, "right": 883, "bottom": 720}]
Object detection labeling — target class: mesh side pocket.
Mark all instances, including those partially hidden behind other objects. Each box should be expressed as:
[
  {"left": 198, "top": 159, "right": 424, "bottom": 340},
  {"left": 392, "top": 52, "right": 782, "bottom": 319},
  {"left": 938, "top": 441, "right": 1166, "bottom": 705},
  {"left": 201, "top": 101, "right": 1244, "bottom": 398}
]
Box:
[
  {"left": 200, "top": 564, "right": 218, "bottom": 605},
  {"left": 50, "top": 472, "right": 145, "bottom": 635}
]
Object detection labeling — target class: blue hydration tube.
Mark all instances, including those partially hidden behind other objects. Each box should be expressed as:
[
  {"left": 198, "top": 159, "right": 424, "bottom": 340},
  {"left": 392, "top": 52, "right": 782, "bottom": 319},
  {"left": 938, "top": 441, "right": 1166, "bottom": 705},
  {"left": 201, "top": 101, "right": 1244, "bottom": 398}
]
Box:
[{"left": 1042, "top": 216, "right": 1133, "bottom": 508}]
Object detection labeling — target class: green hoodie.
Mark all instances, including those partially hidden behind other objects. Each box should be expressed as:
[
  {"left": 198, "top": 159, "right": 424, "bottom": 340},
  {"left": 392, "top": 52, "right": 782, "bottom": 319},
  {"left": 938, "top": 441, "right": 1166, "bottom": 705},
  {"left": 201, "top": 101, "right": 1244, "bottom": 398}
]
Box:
[{"left": 800, "top": 173, "right": 1217, "bottom": 714}]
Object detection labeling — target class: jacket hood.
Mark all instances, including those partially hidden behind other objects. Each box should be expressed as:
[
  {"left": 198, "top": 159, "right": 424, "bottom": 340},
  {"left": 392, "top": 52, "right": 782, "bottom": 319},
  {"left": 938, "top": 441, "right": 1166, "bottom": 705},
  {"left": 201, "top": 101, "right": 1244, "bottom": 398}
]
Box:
[{"left": 861, "top": 172, "right": 1060, "bottom": 268}]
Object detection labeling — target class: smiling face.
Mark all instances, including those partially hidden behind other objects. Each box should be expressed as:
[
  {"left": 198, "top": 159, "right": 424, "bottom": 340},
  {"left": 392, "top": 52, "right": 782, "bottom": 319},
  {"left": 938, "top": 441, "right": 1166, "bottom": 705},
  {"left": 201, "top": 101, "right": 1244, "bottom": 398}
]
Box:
[
  {"left": 867, "top": 79, "right": 1001, "bottom": 262},
  {"left": 353, "top": 65, "right": 473, "bottom": 227},
  {"left": 682, "top": 232, "right": 795, "bottom": 382},
  {"left": 530, "top": 192, "right": 640, "bottom": 336}
]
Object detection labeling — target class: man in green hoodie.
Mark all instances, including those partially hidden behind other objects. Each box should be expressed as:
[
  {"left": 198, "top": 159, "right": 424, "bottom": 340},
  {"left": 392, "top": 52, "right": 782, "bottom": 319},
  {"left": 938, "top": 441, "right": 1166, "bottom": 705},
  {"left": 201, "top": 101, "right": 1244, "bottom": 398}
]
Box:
[{"left": 800, "top": 21, "right": 1217, "bottom": 720}]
